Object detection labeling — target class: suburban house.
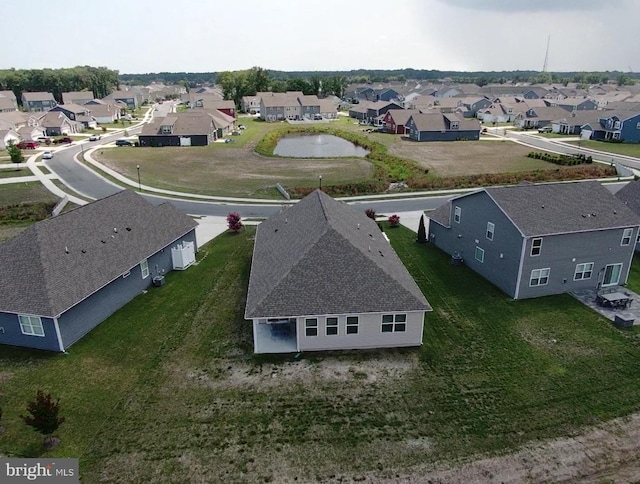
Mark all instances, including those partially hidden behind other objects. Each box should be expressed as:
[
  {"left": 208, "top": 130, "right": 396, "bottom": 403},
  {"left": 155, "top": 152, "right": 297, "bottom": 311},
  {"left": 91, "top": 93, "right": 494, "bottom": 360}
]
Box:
[
  {"left": 16, "top": 125, "right": 45, "bottom": 142},
  {"left": 37, "top": 111, "right": 77, "bottom": 136},
  {"left": 318, "top": 99, "right": 338, "bottom": 119},
  {"left": 428, "top": 181, "right": 640, "bottom": 299},
  {"left": 103, "top": 90, "right": 138, "bottom": 108},
  {"left": 365, "top": 101, "right": 403, "bottom": 125},
  {"left": 259, "top": 91, "right": 308, "bottom": 121},
  {"left": 348, "top": 101, "right": 372, "bottom": 121},
  {"left": 187, "top": 91, "right": 223, "bottom": 108},
  {"left": 0, "top": 91, "right": 18, "bottom": 112},
  {"left": 0, "top": 190, "right": 198, "bottom": 352},
  {"left": 61, "top": 91, "right": 95, "bottom": 105},
  {"left": 550, "top": 111, "right": 604, "bottom": 136},
  {"left": 546, "top": 97, "right": 599, "bottom": 112},
  {"left": 476, "top": 102, "right": 524, "bottom": 123},
  {"left": 85, "top": 102, "right": 120, "bottom": 124},
  {"left": 138, "top": 111, "right": 219, "bottom": 147},
  {"left": 21, "top": 92, "right": 57, "bottom": 112},
  {"left": 241, "top": 95, "right": 261, "bottom": 114},
  {"left": 581, "top": 110, "right": 640, "bottom": 143},
  {"left": 245, "top": 190, "right": 432, "bottom": 354},
  {"left": 382, "top": 109, "right": 420, "bottom": 134},
  {"left": 0, "top": 128, "right": 19, "bottom": 149},
  {"left": 513, "top": 106, "right": 572, "bottom": 130},
  {"left": 375, "top": 88, "right": 400, "bottom": 102},
  {"left": 50, "top": 104, "right": 96, "bottom": 129},
  {"left": 405, "top": 112, "right": 481, "bottom": 141},
  {"left": 192, "top": 98, "right": 236, "bottom": 117}
]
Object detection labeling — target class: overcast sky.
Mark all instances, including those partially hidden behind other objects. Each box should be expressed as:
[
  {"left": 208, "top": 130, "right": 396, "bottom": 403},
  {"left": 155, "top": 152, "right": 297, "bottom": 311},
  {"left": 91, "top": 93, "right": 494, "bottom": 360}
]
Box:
[{"left": 2, "top": 0, "right": 637, "bottom": 74}]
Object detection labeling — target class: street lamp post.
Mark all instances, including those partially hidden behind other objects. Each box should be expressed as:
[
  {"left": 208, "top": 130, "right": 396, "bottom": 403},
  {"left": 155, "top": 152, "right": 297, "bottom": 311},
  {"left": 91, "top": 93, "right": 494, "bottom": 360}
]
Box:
[
  {"left": 136, "top": 164, "right": 141, "bottom": 191},
  {"left": 319, "top": 175, "right": 322, "bottom": 190}
]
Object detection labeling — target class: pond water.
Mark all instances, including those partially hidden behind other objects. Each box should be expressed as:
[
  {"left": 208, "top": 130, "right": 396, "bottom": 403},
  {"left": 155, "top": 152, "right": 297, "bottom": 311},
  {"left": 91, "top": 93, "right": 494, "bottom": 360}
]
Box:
[{"left": 274, "top": 134, "right": 370, "bottom": 158}]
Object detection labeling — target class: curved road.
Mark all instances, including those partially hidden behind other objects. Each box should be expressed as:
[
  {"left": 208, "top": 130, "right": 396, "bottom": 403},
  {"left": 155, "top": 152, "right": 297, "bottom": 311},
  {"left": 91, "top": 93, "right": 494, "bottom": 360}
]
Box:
[{"left": 44, "top": 120, "right": 634, "bottom": 218}]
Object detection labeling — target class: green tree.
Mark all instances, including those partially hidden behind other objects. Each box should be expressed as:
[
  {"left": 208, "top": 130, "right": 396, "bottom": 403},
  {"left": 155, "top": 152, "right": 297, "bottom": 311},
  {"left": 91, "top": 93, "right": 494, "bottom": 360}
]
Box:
[
  {"left": 7, "top": 142, "right": 23, "bottom": 169},
  {"left": 21, "top": 390, "right": 65, "bottom": 449},
  {"left": 617, "top": 73, "right": 632, "bottom": 86},
  {"left": 246, "top": 66, "right": 270, "bottom": 94},
  {"left": 416, "top": 215, "right": 427, "bottom": 243}
]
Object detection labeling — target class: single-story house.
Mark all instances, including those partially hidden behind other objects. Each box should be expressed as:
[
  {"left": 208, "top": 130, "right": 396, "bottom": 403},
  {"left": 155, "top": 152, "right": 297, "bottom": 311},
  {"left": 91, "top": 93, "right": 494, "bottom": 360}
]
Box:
[
  {"left": 0, "top": 190, "right": 198, "bottom": 352},
  {"left": 138, "top": 111, "right": 218, "bottom": 147},
  {"left": 21, "top": 92, "right": 57, "bottom": 112},
  {"left": 245, "top": 190, "right": 432, "bottom": 354},
  {"left": 428, "top": 181, "right": 640, "bottom": 299},
  {"left": 405, "top": 112, "right": 481, "bottom": 141},
  {"left": 0, "top": 128, "right": 19, "bottom": 149},
  {"left": 348, "top": 101, "right": 372, "bottom": 121}
]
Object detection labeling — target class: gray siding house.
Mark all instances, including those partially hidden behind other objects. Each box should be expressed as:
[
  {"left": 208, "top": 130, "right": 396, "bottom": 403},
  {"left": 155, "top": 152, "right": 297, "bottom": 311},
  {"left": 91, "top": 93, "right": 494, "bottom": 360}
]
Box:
[
  {"left": 245, "top": 190, "right": 432, "bottom": 354},
  {"left": 614, "top": 179, "right": 640, "bottom": 252},
  {"left": 0, "top": 190, "right": 198, "bottom": 352},
  {"left": 21, "top": 92, "right": 57, "bottom": 112},
  {"left": 406, "top": 112, "right": 481, "bottom": 141},
  {"left": 428, "top": 181, "right": 640, "bottom": 299}
]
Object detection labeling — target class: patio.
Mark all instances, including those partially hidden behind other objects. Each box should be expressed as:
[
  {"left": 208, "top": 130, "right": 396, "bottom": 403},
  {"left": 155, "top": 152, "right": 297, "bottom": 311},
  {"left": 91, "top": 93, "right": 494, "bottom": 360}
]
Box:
[{"left": 571, "top": 287, "right": 640, "bottom": 326}]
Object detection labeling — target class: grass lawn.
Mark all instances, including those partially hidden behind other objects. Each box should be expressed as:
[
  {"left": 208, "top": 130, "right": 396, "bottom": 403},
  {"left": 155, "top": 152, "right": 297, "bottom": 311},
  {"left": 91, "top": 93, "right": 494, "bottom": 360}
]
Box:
[
  {"left": 0, "top": 182, "right": 59, "bottom": 206},
  {"left": 0, "top": 168, "right": 31, "bottom": 179},
  {"left": 2, "top": 226, "right": 640, "bottom": 481},
  {"left": 567, "top": 140, "right": 640, "bottom": 158}
]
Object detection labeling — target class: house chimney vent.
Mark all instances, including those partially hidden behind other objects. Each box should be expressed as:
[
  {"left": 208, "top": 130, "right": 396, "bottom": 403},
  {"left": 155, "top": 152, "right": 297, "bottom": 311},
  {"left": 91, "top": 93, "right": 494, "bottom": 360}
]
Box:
[{"left": 65, "top": 246, "right": 69, "bottom": 254}]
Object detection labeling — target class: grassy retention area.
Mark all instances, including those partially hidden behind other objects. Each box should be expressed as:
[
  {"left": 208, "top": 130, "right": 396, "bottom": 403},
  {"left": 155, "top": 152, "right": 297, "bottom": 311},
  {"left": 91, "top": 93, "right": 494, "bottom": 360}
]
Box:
[
  {"left": 567, "top": 140, "right": 640, "bottom": 158},
  {"left": 2, "top": 226, "right": 640, "bottom": 481},
  {"left": 0, "top": 168, "right": 31, "bottom": 179}
]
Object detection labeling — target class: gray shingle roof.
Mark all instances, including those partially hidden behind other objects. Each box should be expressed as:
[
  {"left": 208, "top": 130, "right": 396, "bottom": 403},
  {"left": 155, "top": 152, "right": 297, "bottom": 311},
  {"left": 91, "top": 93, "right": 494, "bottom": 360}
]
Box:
[
  {"left": 0, "top": 190, "right": 197, "bottom": 317},
  {"left": 615, "top": 180, "right": 640, "bottom": 217},
  {"left": 245, "top": 190, "right": 431, "bottom": 319},
  {"left": 485, "top": 181, "right": 640, "bottom": 236}
]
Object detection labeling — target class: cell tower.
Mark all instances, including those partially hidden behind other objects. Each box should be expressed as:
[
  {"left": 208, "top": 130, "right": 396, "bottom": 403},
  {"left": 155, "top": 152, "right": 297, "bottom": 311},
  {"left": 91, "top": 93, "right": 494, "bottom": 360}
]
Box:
[{"left": 542, "top": 35, "right": 551, "bottom": 72}]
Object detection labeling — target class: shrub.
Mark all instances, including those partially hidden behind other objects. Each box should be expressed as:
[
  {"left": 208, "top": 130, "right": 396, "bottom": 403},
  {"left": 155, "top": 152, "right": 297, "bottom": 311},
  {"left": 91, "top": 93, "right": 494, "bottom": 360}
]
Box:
[
  {"left": 226, "top": 212, "right": 243, "bottom": 233},
  {"left": 388, "top": 214, "right": 400, "bottom": 227},
  {"left": 21, "top": 390, "right": 65, "bottom": 448},
  {"left": 365, "top": 208, "right": 376, "bottom": 220}
]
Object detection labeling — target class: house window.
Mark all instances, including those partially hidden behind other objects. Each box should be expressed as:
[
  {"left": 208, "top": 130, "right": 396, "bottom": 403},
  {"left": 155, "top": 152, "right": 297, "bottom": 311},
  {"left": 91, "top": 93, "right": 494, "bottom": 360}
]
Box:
[
  {"left": 454, "top": 206, "right": 461, "bottom": 223},
  {"left": 161, "top": 126, "right": 171, "bottom": 134},
  {"left": 486, "top": 222, "right": 495, "bottom": 241},
  {"left": 326, "top": 317, "right": 338, "bottom": 336},
  {"left": 636, "top": 122, "right": 640, "bottom": 130},
  {"left": 530, "top": 268, "right": 550, "bottom": 287},
  {"left": 19, "top": 315, "right": 44, "bottom": 337},
  {"left": 122, "top": 270, "right": 131, "bottom": 278},
  {"left": 531, "top": 238, "right": 542, "bottom": 256},
  {"left": 475, "top": 246, "right": 484, "bottom": 263},
  {"left": 382, "top": 314, "right": 407, "bottom": 333},
  {"left": 140, "top": 259, "right": 149, "bottom": 279},
  {"left": 305, "top": 318, "right": 318, "bottom": 337},
  {"left": 603, "top": 263, "right": 623, "bottom": 286},
  {"left": 574, "top": 263, "right": 594, "bottom": 281},
  {"left": 621, "top": 228, "right": 634, "bottom": 246},
  {"left": 346, "top": 316, "right": 359, "bottom": 335}
]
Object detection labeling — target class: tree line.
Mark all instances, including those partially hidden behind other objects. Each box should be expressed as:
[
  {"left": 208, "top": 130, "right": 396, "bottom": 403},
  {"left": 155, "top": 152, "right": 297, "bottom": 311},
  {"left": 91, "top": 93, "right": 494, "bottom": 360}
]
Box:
[{"left": 0, "top": 66, "right": 120, "bottom": 103}]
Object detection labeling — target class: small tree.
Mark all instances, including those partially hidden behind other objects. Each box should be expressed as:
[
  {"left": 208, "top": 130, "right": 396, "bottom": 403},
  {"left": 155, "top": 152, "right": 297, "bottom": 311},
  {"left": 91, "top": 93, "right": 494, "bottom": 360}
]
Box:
[
  {"left": 416, "top": 214, "right": 427, "bottom": 243},
  {"left": 227, "top": 212, "right": 243, "bottom": 233},
  {"left": 21, "top": 390, "right": 65, "bottom": 449},
  {"left": 7, "top": 143, "right": 24, "bottom": 169},
  {"left": 388, "top": 214, "right": 400, "bottom": 227},
  {"left": 365, "top": 208, "right": 376, "bottom": 220}
]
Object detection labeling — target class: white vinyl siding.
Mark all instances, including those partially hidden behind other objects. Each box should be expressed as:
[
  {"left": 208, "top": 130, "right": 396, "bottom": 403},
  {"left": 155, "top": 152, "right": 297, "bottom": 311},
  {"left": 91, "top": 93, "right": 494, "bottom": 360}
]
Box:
[
  {"left": 140, "top": 259, "right": 149, "bottom": 279},
  {"left": 574, "top": 262, "right": 594, "bottom": 281},
  {"left": 530, "top": 268, "right": 550, "bottom": 287},
  {"left": 19, "top": 315, "right": 44, "bottom": 337},
  {"left": 621, "top": 228, "right": 633, "bottom": 246}
]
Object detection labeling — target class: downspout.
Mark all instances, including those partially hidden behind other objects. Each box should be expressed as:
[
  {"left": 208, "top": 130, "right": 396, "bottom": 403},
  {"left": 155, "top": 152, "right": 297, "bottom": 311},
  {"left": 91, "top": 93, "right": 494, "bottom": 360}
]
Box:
[
  {"left": 513, "top": 236, "right": 528, "bottom": 299},
  {"left": 53, "top": 317, "right": 65, "bottom": 353}
]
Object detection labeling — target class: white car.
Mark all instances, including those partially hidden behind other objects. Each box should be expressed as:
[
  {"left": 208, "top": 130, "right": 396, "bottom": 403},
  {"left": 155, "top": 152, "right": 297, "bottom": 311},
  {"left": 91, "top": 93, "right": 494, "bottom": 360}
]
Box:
[
  {"left": 89, "top": 134, "right": 101, "bottom": 141},
  {"left": 42, "top": 151, "right": 53, "bottom": 159}
]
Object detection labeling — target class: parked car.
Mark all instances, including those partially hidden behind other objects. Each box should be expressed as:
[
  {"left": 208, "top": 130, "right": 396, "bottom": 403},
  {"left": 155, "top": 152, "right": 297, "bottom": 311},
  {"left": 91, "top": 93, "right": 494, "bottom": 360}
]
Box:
[
  {"left": 115, "top": 139, "right": 133, "bottom": 146},
  {"left": 42, "top": 151, "right": 53, "bottom": 159},
  {"left": 89, "top": 134, "right": 101, "bottom": 141},
  {"left": 538, "top": 126, "right": 552, "bottom": 133},
  {"left": 224, "top": 138, "right": 235, "bottom": 143},
  {"left": 238, "top": 124, "right": 246, "bottom": 130},
  {"left": 36, "top": 136, "right": 52, "bottom": 144},
  {"left": 17, "top": 141, "right": 39, "bottom": 149},
  {"left": 53, "top": 137, "right": 73, "bottom": 144}
]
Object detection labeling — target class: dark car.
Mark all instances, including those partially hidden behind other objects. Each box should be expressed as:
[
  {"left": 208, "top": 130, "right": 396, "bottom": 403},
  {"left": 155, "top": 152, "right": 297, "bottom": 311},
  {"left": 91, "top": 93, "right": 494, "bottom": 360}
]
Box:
[
  {"left": 115, "top": 139, "right": 133, "bottom": 146},
  {"left": 17, "top": 141, "right": 39, "bottom": 149},
  {"left": 53, "top": 137, "right": 73, "bottom": 144}
]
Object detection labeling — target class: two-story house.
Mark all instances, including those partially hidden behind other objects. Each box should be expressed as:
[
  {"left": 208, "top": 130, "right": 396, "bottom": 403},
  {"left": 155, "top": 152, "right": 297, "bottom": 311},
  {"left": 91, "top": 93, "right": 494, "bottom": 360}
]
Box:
[
  {"left": 428, "top": 181, "right": 640, "bottom": 299},
  {"left": 61, "top": 91, "right": 95, "bottom": 105},
  {"left": 0, "top": 91, "right": 18, "bottom": 112},
  {"left": 138, "top": 111, "right": 219, "bottom": 147},
  {"left": 581, "top": 110, "right": 640, "bottom": 143},
  {"left": 21, "top": 92, "right": 57, "bottom": 112}
]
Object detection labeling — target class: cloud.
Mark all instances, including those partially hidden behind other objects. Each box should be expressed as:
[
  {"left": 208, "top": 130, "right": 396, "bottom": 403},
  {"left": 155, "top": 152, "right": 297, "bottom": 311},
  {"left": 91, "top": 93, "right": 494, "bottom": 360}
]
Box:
[{"left": 435, "top": 0, "right": 608, "bottom": 13}]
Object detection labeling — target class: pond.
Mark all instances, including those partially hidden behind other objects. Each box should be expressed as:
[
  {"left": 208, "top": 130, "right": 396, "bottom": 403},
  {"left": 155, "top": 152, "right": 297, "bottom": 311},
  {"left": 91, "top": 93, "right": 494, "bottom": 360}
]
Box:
[{"left": 274, "top": 134, "right": 370, "bottom": 158}]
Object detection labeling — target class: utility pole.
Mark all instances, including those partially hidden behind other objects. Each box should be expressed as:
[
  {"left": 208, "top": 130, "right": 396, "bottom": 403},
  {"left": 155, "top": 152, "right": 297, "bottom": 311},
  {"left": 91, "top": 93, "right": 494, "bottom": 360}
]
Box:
[{"left": 542, "top": 35, "right": 551, "bottom": 72}]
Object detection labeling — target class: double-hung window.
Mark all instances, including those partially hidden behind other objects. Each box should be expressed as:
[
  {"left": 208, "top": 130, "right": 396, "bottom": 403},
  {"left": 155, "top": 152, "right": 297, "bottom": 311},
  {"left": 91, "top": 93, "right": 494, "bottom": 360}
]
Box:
[
  {"left": 574, "top": 263, "right": 594, "bottom": 281},
  {"left": 346, "top": 316, "right": 359, "bottom": 335},
  {"left": 382, "top": 314, "right": 407, "bottom": 333},
  {"left": 475, "top": 246, "right": 484, "bottom": 263},
  {"left": 305, "top": 318, "right": 318, "bottom": 337},
  {"left": 486, "top": 222, "right": 495, "bottom": 241},
  {"left": 140, "top": 259, "right": 149, "bottom": 279},
  {"left": 621, "top": 228, "right": 633, "bottom": 246},
  {"left": 530, "top": 268, "right": 550, "bottom": 287},
  {"left": 326, "top": 317, "right": 338, "bottom": 336},
  {"left": 19, "top": 315, "right": 44, "bottom": 337},
  {"left": 531, "top": 238, "right": 542, "bottom": 256}
]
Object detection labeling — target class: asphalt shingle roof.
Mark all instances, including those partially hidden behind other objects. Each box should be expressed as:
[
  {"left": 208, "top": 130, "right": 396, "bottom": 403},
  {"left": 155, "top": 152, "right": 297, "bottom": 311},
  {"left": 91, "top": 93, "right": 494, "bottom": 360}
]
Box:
[
  {"left": 245, "top": 190, "right": 431, "bottom": 319},
  {"left": 485, "top": 181, "right": 640, "bottom": 236},
  {"left": 615, "top": 179, "right": 640, "bottom": 217},
  {"left": 0, "top": 190, "right": 197, "bottom": 317}
]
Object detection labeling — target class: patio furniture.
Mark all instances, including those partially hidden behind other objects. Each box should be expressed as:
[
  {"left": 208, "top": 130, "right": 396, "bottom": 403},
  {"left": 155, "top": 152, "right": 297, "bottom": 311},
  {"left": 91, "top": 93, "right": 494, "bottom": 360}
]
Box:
[
  {"left": 596, "top": 291, "right": 632, "bottom": 309},
  {"left": 614, "top": 315, "right": 635, "bottom": 328}
]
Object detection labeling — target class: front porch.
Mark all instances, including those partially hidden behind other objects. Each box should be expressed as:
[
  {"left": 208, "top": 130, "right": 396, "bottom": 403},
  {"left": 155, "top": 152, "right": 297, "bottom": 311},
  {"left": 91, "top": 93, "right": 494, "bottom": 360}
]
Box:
[
  {"left": 571, "top": 286, "right": 640, "bottom": 326},
  {"left": 253, "top": 319, "right": 298, "bottom": 354}
]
